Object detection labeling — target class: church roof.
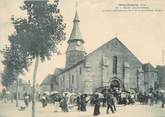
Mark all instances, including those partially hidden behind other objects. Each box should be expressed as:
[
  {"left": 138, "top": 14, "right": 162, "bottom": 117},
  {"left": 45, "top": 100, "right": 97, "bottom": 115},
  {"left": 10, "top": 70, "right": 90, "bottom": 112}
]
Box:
[
  {"left": 53, "top": 59, "right": 85, "bottom": 79},
  {"left": 68, "top": 11, "right": 84, "bottom": 43}
]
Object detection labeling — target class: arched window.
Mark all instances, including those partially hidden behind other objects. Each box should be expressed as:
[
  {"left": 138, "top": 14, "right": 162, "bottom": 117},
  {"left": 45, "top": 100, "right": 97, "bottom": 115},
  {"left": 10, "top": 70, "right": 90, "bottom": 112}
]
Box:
[
  {"left": 50, "top": 83, "right": 54, "bottom": 91},
  {"left": 80, "top": 67, "right": 82, "bottom": 75},
  {"left": 113, "top": 56, "right": 117, "bottom": 74},
  {"left": 63, "top": 76, "right": 65, "bottom": 89},
  {"left": 72, "top": 75, "right": 74, "bottom": 84}
]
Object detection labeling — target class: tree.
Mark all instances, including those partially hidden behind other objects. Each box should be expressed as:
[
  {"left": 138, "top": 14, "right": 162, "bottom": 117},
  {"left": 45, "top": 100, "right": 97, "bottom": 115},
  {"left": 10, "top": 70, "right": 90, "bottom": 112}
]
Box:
[
  {"left": 1, "top": 67, "right": 16, "bottom": 87},
  {"left": 2, "top": 36, "right": 31, "bottom": 74},
  {"left": 1, "top": 35, "right": 31, "bottom": 107},
  {"left": 11, "top": 0, "right": 66, "bottom": 116}
]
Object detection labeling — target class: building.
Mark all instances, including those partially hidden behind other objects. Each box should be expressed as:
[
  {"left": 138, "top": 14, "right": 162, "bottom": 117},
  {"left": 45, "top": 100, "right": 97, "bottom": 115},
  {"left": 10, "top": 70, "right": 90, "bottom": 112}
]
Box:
[
  {"left": 156, "top": 65, "right": 165, "bottom": 90},
  {"left": 142, "top": 63, "right": 159, "bottom": 92},
  {"left": 41, "top": 10, "right": 165, "bottom": 94}
]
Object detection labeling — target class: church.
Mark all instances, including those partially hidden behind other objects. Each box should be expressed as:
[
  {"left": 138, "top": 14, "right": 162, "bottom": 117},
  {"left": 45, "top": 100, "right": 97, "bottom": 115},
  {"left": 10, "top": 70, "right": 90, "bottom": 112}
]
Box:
[{"left": 40, "top": 11, "right": 165, "bottom": 94}]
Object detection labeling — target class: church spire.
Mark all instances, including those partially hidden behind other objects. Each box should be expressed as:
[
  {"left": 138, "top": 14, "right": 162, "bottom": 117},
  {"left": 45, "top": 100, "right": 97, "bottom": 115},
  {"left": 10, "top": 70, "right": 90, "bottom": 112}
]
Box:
[
  {"left": 68, "top": 10, "right": 84, "bottom": 43},
  {"left": 65, "top": 8, "right": 86, "bottom": 68}
]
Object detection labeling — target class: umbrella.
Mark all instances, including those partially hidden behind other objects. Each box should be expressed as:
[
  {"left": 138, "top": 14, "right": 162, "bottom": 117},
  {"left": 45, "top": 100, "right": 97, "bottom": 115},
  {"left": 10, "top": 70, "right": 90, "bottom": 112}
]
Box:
[
  {"left": 50, "top": 91, "right": 59, "bottom": 95},
  {"left": 122, "top": 90, "right": 130, "bottom": 93},
  {"left": 129, "top": 89, "right": 136, "bottom": 94},
  {"left": 159, "top": 90, "right": 165, "bottom": 93},
  {"left": 94, "top": 92, "right": 104, "bottom": 98},
  {"left": 43, "top": 91, "right": 49, "bottom": 95}
]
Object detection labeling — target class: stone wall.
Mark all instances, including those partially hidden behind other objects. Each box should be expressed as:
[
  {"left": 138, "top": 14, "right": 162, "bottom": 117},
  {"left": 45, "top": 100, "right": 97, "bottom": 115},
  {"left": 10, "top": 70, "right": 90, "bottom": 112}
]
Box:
[
  {"left": 85, "top": 38, "right": 143, "bottom": 92},
  {"left": 51, "top": 38, "right": 156, "bottom": 93},
  {"left": 54, "top": 62, "right": 85, "bottom": 93}
]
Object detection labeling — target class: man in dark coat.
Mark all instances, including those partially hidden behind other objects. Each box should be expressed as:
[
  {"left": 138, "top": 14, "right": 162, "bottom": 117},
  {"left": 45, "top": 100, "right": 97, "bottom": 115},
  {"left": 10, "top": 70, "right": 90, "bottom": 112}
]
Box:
[
  {"left": 106, "top": 93, "right": 114, "bottom": 114},
  {"left": 41, "top": 94, "right": 48, "bottom": 108},
  {"left": 76, "top": 95, "right": 81, "bottom": 111},
  {"left": 102, "top": 93, "right": 107, "bottom": 107},
  {"left": 93, "top": 94, "right": 101, "bottom": 116},
  {"left": 160, "top": 93, "right": 165, "bottom": 108},
  {"left": 80, "top": 95, "right": 87, "bottom": 111},
  {"left": 111, "top": 94, "right": 116, "bottom": 111},
  {"left": 24, "top": 92, "right": 29, "bottom": 107}
]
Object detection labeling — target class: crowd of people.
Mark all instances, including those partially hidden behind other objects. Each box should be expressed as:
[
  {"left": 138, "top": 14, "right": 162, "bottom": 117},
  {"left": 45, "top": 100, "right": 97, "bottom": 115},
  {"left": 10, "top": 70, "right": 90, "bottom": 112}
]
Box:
[
  {"left": 137, "top": 90, "right": 165, "bottom": 108},
  {"left": 0, "top": 87, "right": 13, "bottom": 103},
  {"left": 38, "top": 88, "right": 165, "bottom": 116},
  {"left": 1, "top": 87, "right": 165, "bottom": 116},
  {"left": 39, "top": 89, "right": 137, "bottom": 116}
]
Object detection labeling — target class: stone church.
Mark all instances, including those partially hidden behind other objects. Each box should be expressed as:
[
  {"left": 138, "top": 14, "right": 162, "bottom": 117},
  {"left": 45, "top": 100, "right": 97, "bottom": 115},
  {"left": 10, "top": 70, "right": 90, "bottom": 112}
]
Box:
[{"left": 40, "top": 11, "right": 165, "bottom": 94}]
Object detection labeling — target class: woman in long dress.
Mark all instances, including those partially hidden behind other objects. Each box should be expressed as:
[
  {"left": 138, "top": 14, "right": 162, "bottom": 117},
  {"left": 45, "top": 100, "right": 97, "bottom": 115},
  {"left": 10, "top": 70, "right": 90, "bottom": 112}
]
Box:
[
  {"left": 93, "top": 94, "right": 101, "bottom": 116},
  {"left": 60, "top": 94, "right": 69, "bottom": 112}
]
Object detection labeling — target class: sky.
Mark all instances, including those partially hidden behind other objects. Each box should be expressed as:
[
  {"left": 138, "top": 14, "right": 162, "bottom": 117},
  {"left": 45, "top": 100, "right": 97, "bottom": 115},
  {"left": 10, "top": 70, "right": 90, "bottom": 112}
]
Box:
[{"left": 0, "top": 0, "right": 165, "bottom": 86}]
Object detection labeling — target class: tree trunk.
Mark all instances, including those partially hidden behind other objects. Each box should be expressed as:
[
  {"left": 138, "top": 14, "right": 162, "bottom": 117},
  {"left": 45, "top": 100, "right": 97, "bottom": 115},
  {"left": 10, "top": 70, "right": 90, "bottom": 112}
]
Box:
[
  {"left": 16, "top": 77, "right": 19, "bottom": 107},
  {"left": 32, "top": 56, "right": 39, "bottom": 117}
]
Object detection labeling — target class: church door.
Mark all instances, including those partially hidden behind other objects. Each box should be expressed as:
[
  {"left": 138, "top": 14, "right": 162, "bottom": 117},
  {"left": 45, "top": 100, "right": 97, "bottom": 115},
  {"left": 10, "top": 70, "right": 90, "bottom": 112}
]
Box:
[{"left": 110, "top": 80, "right": 120, "bottom": 90}]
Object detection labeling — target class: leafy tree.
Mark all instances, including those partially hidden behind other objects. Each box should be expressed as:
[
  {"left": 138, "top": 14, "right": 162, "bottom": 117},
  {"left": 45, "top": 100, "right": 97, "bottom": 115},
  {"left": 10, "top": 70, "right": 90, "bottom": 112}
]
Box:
[
  {"left": 1, "top": 67, "right": 16, "bottom": 87},
  {"left": 2, "top": 36, "right": 31, "bottom": 74},
  {"left": 1, "top": 36, "right": 31, "bottom": 106},
  {"left": 11, "top": 0, "right": 66, "bottom": 116}
]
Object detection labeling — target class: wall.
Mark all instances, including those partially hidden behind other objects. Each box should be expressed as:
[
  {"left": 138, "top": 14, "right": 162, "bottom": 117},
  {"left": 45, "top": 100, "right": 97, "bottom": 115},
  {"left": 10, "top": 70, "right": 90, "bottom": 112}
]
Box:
[
  {"left": 53, "top": 38, "right": 146, "bottom": 93},
  {"left": 157, "top": 66, "right": 165, "bottom": 90},
  {"left": 85, "top": 38, "right": 143, "bottom": 92},
  {"left": 144, "top": 71, "right": 158, "bottom": 91},
  {"left": 54, "top": 62, "right": 85, "bottom": 93}
]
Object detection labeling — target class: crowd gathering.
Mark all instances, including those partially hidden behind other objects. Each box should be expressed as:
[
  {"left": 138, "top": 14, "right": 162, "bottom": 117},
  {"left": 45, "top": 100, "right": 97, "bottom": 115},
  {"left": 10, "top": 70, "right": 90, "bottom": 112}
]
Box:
[
  {"left": 38, "top": 88, "right": 165, "bottom": 116},
  {"left": 1, "top": 87, "right": 165, "bottom": 116}
]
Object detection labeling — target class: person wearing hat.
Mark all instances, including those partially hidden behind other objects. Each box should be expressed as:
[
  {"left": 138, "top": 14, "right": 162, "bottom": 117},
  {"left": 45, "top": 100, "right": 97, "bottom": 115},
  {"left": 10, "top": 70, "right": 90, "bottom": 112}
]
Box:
[
  {"left": 76, "top": 95, "right": 81, "bottom": 111},
  {"left": 63, "top": 93, "right": 69, "bottom": 112},
  {"left": 106, "top": 93, "right": 115, "bottom": 114},
  {"left": 160, "top": 93, "right": 165, "bottom": 108},
  {"left": 80, "top": 94, "right": 87, "bottom": 111},
  {"left": 41, "top": 93, "right": 48, "bottom": 108},
  {"left": 93, "top": 94, "right": 101, "bottom": 116}
]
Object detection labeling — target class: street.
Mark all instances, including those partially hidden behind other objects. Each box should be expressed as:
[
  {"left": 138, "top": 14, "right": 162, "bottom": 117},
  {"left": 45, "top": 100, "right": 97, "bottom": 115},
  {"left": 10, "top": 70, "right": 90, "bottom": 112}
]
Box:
[{"left": 0, "top": 101, "right": 165, "bottom": 117}]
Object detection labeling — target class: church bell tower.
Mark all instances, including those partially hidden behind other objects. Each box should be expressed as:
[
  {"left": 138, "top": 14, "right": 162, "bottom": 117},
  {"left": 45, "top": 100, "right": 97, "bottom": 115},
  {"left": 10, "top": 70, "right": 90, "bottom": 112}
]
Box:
[{"left": 65, "top": 11, "right": 86, "bottom": 68}]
